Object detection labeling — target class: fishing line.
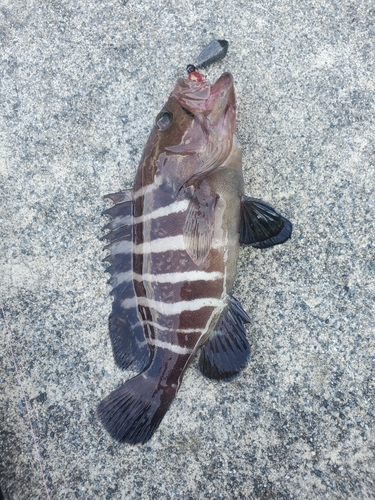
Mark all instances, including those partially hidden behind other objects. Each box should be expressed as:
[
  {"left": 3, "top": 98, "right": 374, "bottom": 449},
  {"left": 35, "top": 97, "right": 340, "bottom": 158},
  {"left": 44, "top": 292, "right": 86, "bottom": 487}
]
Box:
[{"left": 0, "top": 299, "right": 51, "bottom": 500}]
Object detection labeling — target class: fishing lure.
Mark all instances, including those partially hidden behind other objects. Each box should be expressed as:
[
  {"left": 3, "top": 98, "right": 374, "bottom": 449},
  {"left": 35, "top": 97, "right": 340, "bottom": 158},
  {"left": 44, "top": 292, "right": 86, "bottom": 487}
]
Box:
[{"left": 98, "top": 41, "right": 292, "bottom": 445}]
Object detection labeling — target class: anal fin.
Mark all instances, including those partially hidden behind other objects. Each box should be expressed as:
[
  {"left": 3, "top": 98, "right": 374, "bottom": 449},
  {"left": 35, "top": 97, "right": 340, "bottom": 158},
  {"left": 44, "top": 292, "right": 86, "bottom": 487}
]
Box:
[
  {"left": 199, "top": 295, "right": 251, "bottom": 380},
  {"left": 240, "top": 196, "right": 292, "bottom": 248}
]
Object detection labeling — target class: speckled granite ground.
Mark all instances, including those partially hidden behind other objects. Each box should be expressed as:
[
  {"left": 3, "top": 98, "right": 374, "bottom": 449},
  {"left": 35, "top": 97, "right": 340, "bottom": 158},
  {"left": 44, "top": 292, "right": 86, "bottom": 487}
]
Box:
[{"left": 1, "top": 0, "right": 375, "bottom": 498}]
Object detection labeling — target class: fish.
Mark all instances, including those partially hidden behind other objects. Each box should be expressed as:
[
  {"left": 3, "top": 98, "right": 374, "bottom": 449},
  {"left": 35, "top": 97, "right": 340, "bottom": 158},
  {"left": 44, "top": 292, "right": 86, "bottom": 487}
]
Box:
[{"left": 97, "top": 70, "right": 292, "bottom": 445}]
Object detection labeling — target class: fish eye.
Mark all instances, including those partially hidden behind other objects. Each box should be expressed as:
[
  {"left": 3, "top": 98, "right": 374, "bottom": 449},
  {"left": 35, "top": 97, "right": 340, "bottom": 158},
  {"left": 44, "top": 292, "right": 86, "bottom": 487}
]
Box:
[{"left": 156, "top": 111, "right": 173, "bottom": 131}]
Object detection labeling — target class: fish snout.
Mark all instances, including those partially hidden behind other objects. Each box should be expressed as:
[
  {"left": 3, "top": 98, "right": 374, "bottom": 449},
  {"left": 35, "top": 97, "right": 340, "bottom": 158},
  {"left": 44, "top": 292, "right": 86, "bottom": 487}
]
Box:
[{"left": 207, "top": 72, "right": 235, "bottom": 125}]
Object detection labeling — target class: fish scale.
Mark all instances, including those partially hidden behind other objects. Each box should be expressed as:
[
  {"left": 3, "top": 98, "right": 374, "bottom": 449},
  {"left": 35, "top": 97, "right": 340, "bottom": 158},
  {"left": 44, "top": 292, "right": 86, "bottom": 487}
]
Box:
[{"left": 98, "top": 45, "right": 292, "bottom": 445}]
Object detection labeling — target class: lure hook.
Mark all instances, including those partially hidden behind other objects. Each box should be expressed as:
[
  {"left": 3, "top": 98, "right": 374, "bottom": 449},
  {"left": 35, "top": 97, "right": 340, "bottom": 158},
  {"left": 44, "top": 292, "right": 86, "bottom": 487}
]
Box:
[{"left": 187, "top": 39, "right": 229, "bottom": 81}]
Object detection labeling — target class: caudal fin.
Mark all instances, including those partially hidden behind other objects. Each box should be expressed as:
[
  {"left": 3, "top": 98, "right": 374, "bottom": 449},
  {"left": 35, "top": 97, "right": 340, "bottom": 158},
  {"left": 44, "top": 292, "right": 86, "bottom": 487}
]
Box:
[{"left": 98, "top": 373, "right": 177, "bottom": 445}]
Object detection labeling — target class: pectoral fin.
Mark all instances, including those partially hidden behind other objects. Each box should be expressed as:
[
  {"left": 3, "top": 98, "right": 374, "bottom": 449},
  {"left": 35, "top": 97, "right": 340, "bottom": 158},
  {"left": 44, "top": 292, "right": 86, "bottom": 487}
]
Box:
[
  {"left": 199, "top": 296, "right": 251, "bottom": 380},
  {"left": 183, "top": 180, "right": 218, "bottom": 265},
  {"left": 239, "top": 196, "right": 292, "bottom": 248}
]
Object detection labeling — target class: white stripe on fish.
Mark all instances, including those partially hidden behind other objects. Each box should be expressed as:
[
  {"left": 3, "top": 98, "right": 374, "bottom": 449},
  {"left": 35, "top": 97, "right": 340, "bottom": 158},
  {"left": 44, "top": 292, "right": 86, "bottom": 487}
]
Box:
[
  {"left": 118, "top": 199, "right": 190, "bottom": 226},
  {"left": 142, "top": 320, "right": 204, "bottom": 334},
  {"left": 112, "top": 270, "right": 224, "bottom": 287},
  {"left": 137, "top": 270, "right": 223, "bottom": 284},
  {"left": 132, "top": 183, "right": 159, "bottom": 201},
  {"left": 108, "top": 235, "right": 184, "bottom": 255},
  {"left": 122, "top": 296, "right": 223, "bottom": 315},
  {"left": 109, "top": 234, "right": 226, "bottom": 256},
  {"left": 146, "top": 339, "right": 193, "bottom": 355}
]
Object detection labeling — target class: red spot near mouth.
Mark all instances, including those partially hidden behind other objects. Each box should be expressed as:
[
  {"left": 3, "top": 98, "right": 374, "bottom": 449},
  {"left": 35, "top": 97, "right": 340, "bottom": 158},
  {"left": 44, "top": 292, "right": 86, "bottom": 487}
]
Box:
[{"left": 188, "top": 71, "right": 203, "bottom": 82}]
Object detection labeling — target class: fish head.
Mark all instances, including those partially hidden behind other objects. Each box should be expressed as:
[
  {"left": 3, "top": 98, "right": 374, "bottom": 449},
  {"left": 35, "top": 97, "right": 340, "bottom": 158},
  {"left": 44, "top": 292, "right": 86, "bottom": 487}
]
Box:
[
  {"left": 135, "top": 73, "right": 237, "bottom": 196},
  {"left": 172, "top": 71, "right": 236, "bottom": 129}
]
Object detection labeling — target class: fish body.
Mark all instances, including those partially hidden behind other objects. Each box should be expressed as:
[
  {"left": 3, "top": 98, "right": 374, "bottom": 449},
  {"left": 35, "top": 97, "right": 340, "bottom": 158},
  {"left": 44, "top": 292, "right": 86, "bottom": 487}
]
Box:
[{"left": 98, "top": 72, "right": 292, "bottom": 445}]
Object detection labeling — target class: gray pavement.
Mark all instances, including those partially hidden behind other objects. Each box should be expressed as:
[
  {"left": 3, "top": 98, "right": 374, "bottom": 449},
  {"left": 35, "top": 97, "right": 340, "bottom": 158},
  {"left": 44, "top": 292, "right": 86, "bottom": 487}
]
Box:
[{"left": 1, "top": 0, "right": 375, "bottom": 498}]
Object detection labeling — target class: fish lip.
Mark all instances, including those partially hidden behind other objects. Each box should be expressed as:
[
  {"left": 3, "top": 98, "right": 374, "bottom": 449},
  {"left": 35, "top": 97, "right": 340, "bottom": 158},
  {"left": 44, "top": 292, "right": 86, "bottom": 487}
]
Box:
[
  {"left": 172, "top": 72, "right": 235, "bottom": 118},
  {"left": 209, "top": 72, "right": 235, "bottom": 108},
  {"left": 205, "top": 72, "right": 235, "bottom": 126}
]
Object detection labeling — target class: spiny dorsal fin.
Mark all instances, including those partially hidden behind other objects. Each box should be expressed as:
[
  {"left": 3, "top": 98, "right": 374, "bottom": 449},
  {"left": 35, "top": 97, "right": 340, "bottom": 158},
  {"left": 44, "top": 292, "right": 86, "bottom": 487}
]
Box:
[{"left": 102, "top": 189, "right": 150, "bottom": 372}]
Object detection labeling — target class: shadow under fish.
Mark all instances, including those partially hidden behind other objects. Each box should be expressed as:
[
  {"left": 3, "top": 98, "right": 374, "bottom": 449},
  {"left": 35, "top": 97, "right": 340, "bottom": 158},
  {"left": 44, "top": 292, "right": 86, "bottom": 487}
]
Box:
[{"left": 97, "top": 44, "right": 292, "bottom": 445}]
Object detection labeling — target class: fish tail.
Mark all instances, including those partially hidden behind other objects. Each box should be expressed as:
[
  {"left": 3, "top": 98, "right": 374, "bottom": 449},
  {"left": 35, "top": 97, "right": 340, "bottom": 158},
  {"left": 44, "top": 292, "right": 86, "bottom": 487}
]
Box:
[{"left": 97, "top": 372, "right": 178, "bottom": 445}]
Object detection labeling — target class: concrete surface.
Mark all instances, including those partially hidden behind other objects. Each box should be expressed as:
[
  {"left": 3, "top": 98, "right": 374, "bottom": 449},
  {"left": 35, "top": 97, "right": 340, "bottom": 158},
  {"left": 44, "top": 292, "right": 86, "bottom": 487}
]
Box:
[{"left": 1, "top": 0, "right": 375, "bottom": 498}]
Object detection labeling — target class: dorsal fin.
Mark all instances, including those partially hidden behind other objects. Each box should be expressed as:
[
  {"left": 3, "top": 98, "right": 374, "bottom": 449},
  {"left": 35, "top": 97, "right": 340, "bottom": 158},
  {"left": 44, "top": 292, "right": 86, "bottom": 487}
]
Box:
[{"left": 102, "top": 190, "right": 150, "bottom": 371}]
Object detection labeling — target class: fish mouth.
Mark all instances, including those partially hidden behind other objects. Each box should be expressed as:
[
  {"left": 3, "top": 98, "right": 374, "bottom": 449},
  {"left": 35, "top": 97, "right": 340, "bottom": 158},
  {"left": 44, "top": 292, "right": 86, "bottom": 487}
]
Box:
[
  {"left": 206, "top": 72, "right": 235, "bottom": 126},
  {"left": 172, "top": 72, "right": 236, "bottom": 125}
]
